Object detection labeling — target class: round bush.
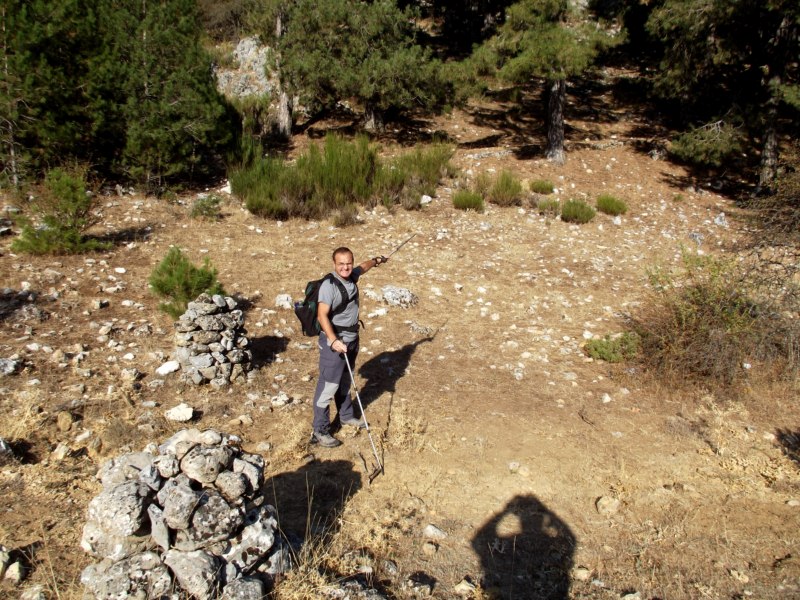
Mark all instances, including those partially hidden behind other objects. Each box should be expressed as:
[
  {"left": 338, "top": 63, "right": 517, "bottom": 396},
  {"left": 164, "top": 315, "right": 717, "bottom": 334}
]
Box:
[{"left": 560, "top": 199, "right": 595, "bottom": 224}]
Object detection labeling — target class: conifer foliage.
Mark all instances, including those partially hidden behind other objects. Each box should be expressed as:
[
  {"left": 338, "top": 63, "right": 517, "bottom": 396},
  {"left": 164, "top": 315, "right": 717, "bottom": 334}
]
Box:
[
  {"left": 473, "top": 0, "right": 619, "bottom": 164},
  {"left": 0, "top": 0, "right": 235, "bottom": 189},
  {"left": 260, "top": 0, "right": 451, "bottom": 132}
]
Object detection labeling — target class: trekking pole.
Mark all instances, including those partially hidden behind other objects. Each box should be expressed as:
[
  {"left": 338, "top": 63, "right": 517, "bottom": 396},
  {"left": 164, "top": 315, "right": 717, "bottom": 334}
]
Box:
[
  {"left": 343, "top": 353, "right": 384, "bottom": 483},
  {"left": 385, "top": 233, "right": 416, "bottom": 259}
]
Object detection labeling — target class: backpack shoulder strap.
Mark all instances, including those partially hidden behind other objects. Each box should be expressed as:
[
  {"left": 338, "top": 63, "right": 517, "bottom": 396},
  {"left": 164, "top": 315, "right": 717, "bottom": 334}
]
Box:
[{"left": 323, "top": 273, "right": 353, "bottom": 316}]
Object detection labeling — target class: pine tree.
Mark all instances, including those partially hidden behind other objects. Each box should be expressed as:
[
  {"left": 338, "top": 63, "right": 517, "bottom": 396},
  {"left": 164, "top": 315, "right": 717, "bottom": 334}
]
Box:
[
  {"left": 0, "top": 0, "right": 98, "bottom": 184},
  {"left": 647, "top": 0, "right": 799, "bottom": 190},
  {"left": 273, "top": 0, "right": 450, "bottom": 132},
  {"left": 474, "top": 0, "right": 619, "bottom": 164},
  {"left": 114, "top": 0, "right": 234, "bottom": 189}
]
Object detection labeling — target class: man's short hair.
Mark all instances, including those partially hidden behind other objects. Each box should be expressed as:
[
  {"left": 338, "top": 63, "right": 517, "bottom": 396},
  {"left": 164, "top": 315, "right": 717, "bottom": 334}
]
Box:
[{"left": 332, "top": 247, "right": 353, "bottom": 261}]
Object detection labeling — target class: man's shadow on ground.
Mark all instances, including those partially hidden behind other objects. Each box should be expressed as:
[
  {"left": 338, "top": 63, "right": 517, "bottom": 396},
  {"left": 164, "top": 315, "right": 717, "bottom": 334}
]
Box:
[
  {"left": 261, "top": 458, "right": 362, "bottom": 541},
  {"left": 357, "top": 336, "right": 433, "bottom": 409},
  {"left": 472, "top": 495, "right": 575, "bottom": 599}
]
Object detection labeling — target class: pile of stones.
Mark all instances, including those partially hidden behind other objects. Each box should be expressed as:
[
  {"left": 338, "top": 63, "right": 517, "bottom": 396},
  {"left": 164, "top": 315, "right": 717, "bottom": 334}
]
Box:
[
  {"left": 174, "top": 294, "right": 252, "bottom": 387},
  {"left": 80, "top": 428, "right": 290, "bottom": 600}
]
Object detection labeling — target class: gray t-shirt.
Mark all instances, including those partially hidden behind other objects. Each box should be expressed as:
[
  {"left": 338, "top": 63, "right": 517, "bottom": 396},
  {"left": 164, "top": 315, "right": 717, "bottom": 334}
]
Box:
[{"left": 318, "top": 268, "right": 362, "bottom": 343}]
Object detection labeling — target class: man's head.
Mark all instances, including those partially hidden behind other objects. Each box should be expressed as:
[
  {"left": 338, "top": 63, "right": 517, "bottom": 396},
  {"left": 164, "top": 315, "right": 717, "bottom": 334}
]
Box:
[{"left": 332, "top": 247, "right": 354, "bottom": 279}]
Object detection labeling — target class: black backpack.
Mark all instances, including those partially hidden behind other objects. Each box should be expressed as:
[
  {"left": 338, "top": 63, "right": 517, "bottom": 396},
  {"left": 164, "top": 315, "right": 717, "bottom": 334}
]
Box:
[{"left": 294, "top": 274, "right": 356, "bottom": 337}]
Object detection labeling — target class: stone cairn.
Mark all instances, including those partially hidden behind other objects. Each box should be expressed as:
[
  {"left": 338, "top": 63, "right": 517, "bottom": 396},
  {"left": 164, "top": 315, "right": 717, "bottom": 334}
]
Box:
[
  {"left": 80, "top": 429, "right": 290, "bottom": 600},
  {"left": 175, "top": 294, "right": 252, "bottom": 387}
]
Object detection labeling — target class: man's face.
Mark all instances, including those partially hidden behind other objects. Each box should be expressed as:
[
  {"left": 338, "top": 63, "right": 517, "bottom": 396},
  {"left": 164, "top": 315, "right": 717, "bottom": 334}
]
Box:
[{"left": 333, "top": 251, "right": 354, "bottom": 279}]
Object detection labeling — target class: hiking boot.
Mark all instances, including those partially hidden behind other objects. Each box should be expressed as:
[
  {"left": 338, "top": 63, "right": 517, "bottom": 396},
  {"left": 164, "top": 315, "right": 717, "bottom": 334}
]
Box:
[
  {"left": 311, "top": 431, "right": 342, "bottom": 448},
  {"left": 340, "top": 417, "right": 367, "bottom": 430}
]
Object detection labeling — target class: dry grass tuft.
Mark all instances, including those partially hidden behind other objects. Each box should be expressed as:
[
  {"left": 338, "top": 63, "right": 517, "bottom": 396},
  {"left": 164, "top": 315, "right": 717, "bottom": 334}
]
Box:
[
  {"left": 0, "top": 388, "right": 47, "bottom": 442},
  {"left": 385, "top": 397, "right": 427, "bottom": 451}
]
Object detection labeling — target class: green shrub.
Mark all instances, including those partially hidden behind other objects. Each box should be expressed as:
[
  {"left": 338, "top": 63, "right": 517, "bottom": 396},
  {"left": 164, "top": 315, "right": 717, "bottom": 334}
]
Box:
[
  {"left": 585, "top": 333, "right": 639, "bottom": 362},
  {"left": 474, "top": 172, "right": 492, "bottom": 196},
  {"left": 391, "top": 143, "right": 456, "bottom": 197},
  {"left": 536, "top": 198, "right": 561, "bottom": 217},
  {"left": 390, "top": 143, "right": 456, "bottom": 207},
  {"left": 560, "top": 199, "right": 595, "bottom": 223},
  {"left": 530, "top": 179, "right": 555, "bottom": 194},
  {"left": 669, "top": 120, "right": 744, "bottom": 168},
  {"left": 632, "top": 251, "right": 799, "bottom": 386},
  {"left": 453, "top": 190, "right": 484, "bottom": 212},
  {"left": 596, "top": 194, "right": 627, "bottom": 216},
  {"left": 190, "top": 194, "right": 223, "bottom": 220},
  {"left": 232, "top": 137, "right": 455, "bottom": 220},
  {"left": 11, "top": 167, "right": 110, "bottom": 255},
  {"left": 231, "top": 156, "right": 290, "bottom": 219},
  {"left": 488, "top": 170, "right": 524, "bottom": 206},
  {"left": 149, "top": 247, "right": 225, "bottom": 318}
]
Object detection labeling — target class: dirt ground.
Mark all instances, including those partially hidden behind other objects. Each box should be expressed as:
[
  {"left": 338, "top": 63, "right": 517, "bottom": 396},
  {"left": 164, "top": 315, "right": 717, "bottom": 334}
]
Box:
[{"left": 1, "top": 79, "right": 799, "bottom": 600}]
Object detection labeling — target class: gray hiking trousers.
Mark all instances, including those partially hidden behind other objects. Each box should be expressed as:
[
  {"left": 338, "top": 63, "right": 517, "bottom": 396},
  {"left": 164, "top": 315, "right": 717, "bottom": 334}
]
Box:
[{"left": 312, "top": 334, "right": 359, "bottom": 434}]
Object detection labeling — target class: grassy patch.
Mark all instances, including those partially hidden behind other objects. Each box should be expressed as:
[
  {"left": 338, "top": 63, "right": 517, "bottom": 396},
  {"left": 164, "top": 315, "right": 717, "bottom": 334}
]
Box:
[
  {"left": 453, "top": 190, "right": 484, "bottom": 212},
  {"left": 487, "top": 170, "right": 524, "bottom": 206},
  {"left": 596, "top": 194, "right": 627, "bottom": 216},
  {"left": 560, "top": 199, "right": 595, "bottom": 224},
  {"left": 190, "top": 193, "right": 223, "bottom": 220},
  {"left": 530, "top": 179, "right": 555, "bottom": 194},
  {"left": 536, "top": 198, "right": 561, "bottom": 217},
  {"left": 585, "top": 333, "right": 640, "bottom": 362},
  {"left": 230, "top": 136, "right": 454, "bottom": 221}
]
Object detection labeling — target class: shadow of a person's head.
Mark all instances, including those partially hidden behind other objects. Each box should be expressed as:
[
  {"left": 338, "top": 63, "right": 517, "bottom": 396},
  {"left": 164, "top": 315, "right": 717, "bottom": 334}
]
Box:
[{"left": 472, "top": 494, "right": 575, "bottom": 599}]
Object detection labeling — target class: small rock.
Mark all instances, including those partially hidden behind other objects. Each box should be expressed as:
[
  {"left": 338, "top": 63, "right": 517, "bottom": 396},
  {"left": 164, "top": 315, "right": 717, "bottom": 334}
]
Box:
[
  {"left": 52, "top": 442, "right": 71, "bottom": 461},
  {"left": 454, "top": 579, "right": 476, "bottom": 596},
  {"left": 421, "top": 541, "right": 438, "bottom": 556},
  {"left": 271, "top": 392, "right": 290, "bottom": 407},
  {"left": 423, "top": 524, "right": 447, "bottom": 539},
  {"left": 572, "top": 566, "right": 592, "bottom": 581},
  {"left": 274, "top": 294, "right": 293, "bottom": 310},
  {"left": 595, "top": 496, "right": 620, "bottom": 516},
  {"left": 156, "top": 360, "right": 181, "bottom": 376},
  {"left": 165, "top": 403, "right": 194, "bottom": 422},
  {"left": 57, "top": 411, "right": 74, "bottom": 432},
  {"left": 621, "top": 593, "right": 641, "bottom": 600},
  {"left": 786, "top": 499, "right": 800, "bottom": 507},
  {"left": 19, "top": 585, "right": 46, "bottom": 600},
  {"left": 4, "top": 560, "right": 23, "bottom": 584}
]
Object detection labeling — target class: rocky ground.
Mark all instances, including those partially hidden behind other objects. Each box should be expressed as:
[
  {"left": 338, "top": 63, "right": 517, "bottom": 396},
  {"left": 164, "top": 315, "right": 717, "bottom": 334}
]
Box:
[{"left": 1, "top": 83, "right": 799, "bottom": 599}]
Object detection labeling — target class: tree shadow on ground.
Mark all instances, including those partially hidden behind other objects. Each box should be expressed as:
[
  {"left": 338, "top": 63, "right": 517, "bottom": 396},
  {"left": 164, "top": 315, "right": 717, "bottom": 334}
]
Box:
[
  {"left": 90, "top": 225, "right": 154, "bottom": 245},
  {"left": 777, "top": 429, "right": 800, "bottom": 467},
  {"left": 261, "top": 458, "right": 362, "bottom": 541},
  {"left": 357, "top": 335, "right": 434, "bottom": 409},
  {"left": 472, "top": 494, "right": 575, "bottom": 599},
  {"left": 248, "top": 335, "right": 290, "bottom": 369}
]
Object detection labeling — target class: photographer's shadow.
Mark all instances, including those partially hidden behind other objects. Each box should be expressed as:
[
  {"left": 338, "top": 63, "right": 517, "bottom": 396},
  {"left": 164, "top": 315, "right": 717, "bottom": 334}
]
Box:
[
  {"left": 472, "top": 495, "right": 575, "bottom": 599},
  {"left": 357, "top": 336, "right": 433, "bottom": 408}
]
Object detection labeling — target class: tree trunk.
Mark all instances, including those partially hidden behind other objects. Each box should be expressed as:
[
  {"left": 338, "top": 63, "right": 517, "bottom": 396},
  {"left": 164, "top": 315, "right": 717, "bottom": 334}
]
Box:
[
  {"left": 1, "top": 5, "right": 18, "bottom": 187},
  {"left": 275, "top": 89, "right": 293, "bottom": 140},
  {"left": 758, "top": 77, "right": 780, "bottom": 192},
  {"left": 545, "top": 78, "right": 566, "bottom": 165},
  {"left": 758, "top": 15, "right": 794, "bottom": 191},
  {"left": 363, "top": 102, "right": 385, "bottom": 133}
]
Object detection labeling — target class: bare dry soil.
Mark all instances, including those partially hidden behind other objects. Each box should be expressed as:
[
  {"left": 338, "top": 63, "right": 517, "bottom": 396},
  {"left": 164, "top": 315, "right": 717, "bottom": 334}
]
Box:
[{"left": 1, "top": 87, "right": 799, "bottom": 600}]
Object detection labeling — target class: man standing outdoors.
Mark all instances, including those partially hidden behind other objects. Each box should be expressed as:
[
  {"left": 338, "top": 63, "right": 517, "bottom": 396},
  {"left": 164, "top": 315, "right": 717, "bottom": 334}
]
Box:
[{"left": 311, "top": 247, "right": 388, "bottom": 448}]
